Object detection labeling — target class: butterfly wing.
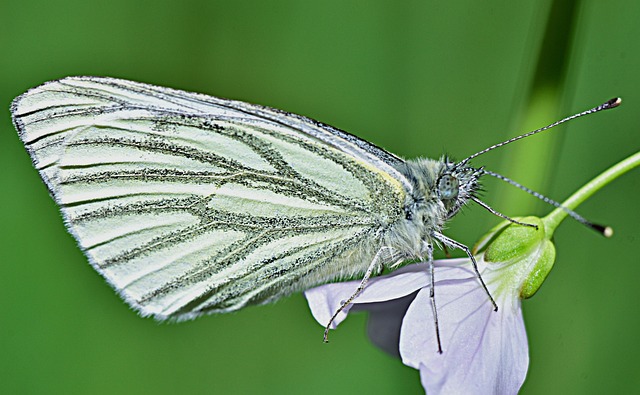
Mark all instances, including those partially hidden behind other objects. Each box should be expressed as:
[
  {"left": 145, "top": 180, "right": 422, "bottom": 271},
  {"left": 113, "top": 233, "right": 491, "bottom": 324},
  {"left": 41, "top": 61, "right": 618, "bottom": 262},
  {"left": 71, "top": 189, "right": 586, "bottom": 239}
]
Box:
[{"left": 11, "top": 76, "right": 410, "bottom": 320}]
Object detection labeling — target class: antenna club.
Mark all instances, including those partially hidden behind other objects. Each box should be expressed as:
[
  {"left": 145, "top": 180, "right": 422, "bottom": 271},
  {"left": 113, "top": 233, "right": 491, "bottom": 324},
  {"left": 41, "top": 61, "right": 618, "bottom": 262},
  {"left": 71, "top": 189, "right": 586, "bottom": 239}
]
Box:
[
  {"left": 604, "top": 226, "right": 614, "bottom": 238},
  {"left": 605, "top": 97, "right": 622, "bottom": 109},
  {"left": 591, "top": 223, "right": 614, "bottom": 238}
]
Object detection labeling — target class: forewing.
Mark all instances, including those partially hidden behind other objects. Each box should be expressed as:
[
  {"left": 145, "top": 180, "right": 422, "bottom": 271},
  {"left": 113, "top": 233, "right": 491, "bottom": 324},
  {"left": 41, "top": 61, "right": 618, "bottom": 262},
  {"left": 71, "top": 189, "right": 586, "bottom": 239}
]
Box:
[{"left": 11, "top": 76, "right": 408, "bottom": 320}]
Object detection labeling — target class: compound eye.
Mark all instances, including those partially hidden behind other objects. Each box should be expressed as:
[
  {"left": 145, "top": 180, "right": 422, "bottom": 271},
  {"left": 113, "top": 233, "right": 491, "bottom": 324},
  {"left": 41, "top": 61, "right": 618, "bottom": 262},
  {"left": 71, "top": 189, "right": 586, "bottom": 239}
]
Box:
[{"left": 438, "top": 174, "right": 459, "bottom": 200}]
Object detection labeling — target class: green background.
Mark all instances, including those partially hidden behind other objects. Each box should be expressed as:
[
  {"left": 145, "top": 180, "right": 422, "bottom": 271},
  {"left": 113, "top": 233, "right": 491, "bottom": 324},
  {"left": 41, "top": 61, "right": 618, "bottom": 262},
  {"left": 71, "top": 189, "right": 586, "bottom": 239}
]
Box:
[{"left": 1, "top": 1, "right": 639, "bottom": 394}]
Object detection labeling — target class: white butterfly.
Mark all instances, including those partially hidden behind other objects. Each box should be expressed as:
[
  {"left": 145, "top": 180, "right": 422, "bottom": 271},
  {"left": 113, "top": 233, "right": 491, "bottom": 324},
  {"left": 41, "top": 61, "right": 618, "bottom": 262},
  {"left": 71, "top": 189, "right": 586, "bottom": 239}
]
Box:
[{"left": 11, "top": 77, "right": 617, "bottom": 351}]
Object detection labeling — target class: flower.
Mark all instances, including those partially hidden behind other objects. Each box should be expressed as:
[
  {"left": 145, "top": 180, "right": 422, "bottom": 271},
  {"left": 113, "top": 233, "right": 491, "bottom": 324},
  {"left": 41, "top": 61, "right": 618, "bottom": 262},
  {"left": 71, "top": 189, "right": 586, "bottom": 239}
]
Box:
[
  {"left": 306, "top": 151, "right": 638, "bottom": 394},
  {"left": 305, "top": 217, "right": 553, "bottom": 394}
]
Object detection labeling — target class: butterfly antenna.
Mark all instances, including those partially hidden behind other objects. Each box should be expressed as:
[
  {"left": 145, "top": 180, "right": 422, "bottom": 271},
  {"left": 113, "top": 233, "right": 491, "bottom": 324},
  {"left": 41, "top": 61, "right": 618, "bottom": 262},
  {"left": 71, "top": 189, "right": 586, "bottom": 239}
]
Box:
[
  {"left": 471, "top": 196, "right": 538, "bottom": 229},
  {"left": 482, "top": 170, "right": 613, "bottom": 237},
  {"left": 458, "top": 98, "right": 621, "bottom": 167}
]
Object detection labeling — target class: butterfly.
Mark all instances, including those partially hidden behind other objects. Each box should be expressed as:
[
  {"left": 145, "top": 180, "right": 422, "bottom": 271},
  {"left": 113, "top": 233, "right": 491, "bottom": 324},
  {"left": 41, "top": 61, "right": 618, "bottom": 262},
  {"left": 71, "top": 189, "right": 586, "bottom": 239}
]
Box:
[{"left": 11, "top": 76, "right": 618, "bottom": 351}]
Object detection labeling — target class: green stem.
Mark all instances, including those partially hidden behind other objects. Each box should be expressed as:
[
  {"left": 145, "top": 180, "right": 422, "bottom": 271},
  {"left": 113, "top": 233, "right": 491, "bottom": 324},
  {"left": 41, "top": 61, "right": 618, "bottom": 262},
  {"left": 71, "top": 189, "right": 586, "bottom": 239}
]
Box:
[{"left": 543, "top": 151, "right": 640, "bottom": 234}]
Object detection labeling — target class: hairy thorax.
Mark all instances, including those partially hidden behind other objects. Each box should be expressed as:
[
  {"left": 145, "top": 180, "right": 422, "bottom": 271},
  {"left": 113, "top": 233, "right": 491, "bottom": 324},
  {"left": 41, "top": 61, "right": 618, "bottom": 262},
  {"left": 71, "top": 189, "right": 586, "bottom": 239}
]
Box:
[{"left": 385, "top": 157, "right": 449, "bottom": 260}]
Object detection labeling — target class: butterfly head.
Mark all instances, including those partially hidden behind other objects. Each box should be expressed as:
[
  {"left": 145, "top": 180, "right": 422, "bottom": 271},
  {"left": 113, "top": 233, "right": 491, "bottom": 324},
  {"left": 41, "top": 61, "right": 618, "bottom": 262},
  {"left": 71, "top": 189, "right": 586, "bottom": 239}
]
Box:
[{"left": 436, "top": 158, "right": 482, "bottom": 219}]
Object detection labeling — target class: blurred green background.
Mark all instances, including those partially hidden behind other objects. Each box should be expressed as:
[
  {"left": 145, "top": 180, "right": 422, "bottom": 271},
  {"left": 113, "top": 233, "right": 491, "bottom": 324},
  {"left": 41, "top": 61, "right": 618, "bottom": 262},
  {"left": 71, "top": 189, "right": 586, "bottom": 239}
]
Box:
[{"left": 1, "top": 1, "right": 638, "bottom": 394}]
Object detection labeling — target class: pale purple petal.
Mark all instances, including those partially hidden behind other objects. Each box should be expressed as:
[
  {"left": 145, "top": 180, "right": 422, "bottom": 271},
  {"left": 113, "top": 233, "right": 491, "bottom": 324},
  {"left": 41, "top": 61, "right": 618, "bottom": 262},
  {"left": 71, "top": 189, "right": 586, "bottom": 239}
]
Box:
[
  {"left": 305, "top": 256, "right": 529, "bottom": 394},
  {"left": 400, "top": 266, "right": 528, "bottom": 395},
  {"left": 305, "top": 258, "right": 475, "bottom": 330},
  {"left": 305, "top": 280, "right": 362, "bottom": 329},
  {"left": 305, "top": 263, "right": 432, "bottom": 328}
]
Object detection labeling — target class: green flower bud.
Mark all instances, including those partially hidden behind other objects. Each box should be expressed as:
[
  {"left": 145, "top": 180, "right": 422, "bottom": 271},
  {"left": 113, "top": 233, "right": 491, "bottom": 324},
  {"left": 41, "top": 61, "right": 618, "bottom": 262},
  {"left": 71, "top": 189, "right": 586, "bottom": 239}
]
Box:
[{"left": 475, "top": 216, "right": 556, "bottom": 299}]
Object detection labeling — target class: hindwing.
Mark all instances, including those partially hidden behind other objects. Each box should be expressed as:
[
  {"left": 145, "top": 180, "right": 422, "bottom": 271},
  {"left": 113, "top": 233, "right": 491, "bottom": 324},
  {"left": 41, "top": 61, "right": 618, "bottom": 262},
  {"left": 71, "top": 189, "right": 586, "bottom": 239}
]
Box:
[{"left": 11, "top": 76, "right": 410, "bottom": 319}]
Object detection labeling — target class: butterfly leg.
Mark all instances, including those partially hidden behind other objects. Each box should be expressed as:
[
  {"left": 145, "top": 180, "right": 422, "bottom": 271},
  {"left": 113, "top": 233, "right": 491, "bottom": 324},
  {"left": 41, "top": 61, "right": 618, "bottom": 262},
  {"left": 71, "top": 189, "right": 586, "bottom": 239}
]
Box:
[
  {"left": 425, "top": 243, "right": 443, "bottom": 354},
  {"left": 433, "top": 232, "right": 498, "bottom": 311},
  {"left": 323, "top": 246, "right": 392, "bottom": 342}
]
